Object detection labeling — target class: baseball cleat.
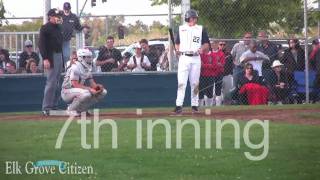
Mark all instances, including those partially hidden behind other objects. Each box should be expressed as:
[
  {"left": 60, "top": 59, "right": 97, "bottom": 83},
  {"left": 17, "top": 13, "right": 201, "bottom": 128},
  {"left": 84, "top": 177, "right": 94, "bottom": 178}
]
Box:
[
  {"left": 66, "top": 110, "right": 80, "bottom": 117},
  {"left": 191, "top": 106, "right": 200, "bottom": 114},
  {"left": 85, "top": 111, "right": 93, "bottom": 117},
  {"left": 42, "top": 110, "right": 50, "bottom": 116},
  {"left": 172, "top": 106, "right": 183, "bottom": 115}
]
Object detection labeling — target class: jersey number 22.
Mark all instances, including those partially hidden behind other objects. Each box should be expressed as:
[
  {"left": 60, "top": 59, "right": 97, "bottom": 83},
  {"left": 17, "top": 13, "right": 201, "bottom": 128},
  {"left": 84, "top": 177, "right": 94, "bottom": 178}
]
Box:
[{"left": 193, "top": 36, "right": 200, "bottom": 43}]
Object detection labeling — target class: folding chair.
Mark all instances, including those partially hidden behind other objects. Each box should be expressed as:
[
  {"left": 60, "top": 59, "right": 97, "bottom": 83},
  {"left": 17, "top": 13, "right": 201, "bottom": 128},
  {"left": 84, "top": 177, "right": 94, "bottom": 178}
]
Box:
[{"left": 293, "top": 70, "right": 319, "bottom": 103}]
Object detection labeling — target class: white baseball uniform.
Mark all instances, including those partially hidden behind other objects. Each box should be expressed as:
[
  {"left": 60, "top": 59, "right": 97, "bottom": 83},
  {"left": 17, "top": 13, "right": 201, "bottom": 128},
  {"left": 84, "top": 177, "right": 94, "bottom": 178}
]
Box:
[
  {"left": 61, "top": 61, "right": 107, "bottom": 112},
  {"left": 175, "top": 24, "right": 209, "bottom": 107}
]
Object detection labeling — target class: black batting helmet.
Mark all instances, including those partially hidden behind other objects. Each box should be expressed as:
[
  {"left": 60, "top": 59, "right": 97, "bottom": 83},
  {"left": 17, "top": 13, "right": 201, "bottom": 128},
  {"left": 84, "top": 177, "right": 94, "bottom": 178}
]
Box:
[{"left": 185, "top": 9, "right": 198, "bottom": 22}]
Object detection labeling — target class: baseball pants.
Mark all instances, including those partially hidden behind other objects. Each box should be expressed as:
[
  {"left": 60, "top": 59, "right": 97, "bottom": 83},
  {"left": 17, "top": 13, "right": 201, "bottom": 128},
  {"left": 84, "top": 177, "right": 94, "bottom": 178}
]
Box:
[
  {"left": 61, "top": 88, "right": 107, "bottom": 112},
  {"left": 199, "top": 75, "right": 223, "bottom": 99},
  {"left": 62, "top": 40, "right": 71, "bottom": 70},
  {"left": 42, "top": 53, "right": 63, "bottom": 111},
  {"left": 176, "top": 55, "right": 201, "bottom": 107}
]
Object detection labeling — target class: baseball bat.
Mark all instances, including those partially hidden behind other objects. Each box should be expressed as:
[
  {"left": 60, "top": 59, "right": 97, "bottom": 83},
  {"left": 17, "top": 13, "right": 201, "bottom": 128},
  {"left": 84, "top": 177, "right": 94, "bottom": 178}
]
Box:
[
  {"left": 169, "top": 28, "right": 177, "bottom": 52},
  {"left": 169, "top": 28, "right": 180, "bottom": 62}
]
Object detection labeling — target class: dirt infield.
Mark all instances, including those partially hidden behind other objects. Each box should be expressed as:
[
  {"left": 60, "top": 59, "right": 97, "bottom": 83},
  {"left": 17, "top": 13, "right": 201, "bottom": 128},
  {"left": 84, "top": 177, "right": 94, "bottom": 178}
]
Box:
[{"left": 0, "top": 107, "right": 319, "bottom": 125}]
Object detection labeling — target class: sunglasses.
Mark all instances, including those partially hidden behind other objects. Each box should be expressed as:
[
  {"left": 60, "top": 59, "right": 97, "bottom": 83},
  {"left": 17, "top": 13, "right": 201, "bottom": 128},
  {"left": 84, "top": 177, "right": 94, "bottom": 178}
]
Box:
[
  {"left": 26, "top": 45, "right": 33, "bottom": 48},
  {"left": 219, "top": 43, "right": 226, "bottom": 46}
]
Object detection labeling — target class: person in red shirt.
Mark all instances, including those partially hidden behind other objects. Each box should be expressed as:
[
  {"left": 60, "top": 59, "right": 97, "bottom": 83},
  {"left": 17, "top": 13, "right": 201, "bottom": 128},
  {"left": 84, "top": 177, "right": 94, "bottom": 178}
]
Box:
[
  {"left": 238, "top": 63, "right": 269, "bottom": 105},
  {"left": 199, "top": 40, "right": 225, "bottom": 106}
]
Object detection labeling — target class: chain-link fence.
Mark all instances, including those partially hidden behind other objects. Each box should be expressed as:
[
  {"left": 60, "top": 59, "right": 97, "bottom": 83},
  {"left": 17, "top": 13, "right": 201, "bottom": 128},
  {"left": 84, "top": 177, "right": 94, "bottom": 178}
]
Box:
[
  {"left": 188, "top": 0, "right": 319, "bottom": 105},
  {"left": 0, "top": 0, "right": 319, "bottom": 105}
]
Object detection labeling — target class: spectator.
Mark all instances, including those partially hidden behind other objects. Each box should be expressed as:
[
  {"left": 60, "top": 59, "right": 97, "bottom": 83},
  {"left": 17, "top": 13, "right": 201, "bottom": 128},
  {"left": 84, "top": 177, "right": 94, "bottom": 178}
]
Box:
[
  {"left": 240, "top": 40, "right": 270, "bottom": 76},
  {"left": 199, "top": 40, "right": 225, "bottom": 106},
  {"left": 218, "top": 41, "right": 233, "bottom": 76},
  {"left": 26, "top": 58, "right": 41, "bottom": 73},
  {"left": 237, "top": 63, "right": 269, "bottom": 105},
  {"left": 61, "top": 2, "right": 83, "bottom": 67},
  {"left": 96, "top": 36, "right": 122, "bottom": 72},
  {"left": 140, "top": 39, "right": 159, "bottom": 71},
  {"left": 238, "top": 63, "right": 263, "bottom": 89},
  {"left": 18, "top": 40, "right": 40, "bottom": 71},
  {"left": 117, "top": 52, "right": 132, "bottom": 72},
  {"left": 309, "top": 39, "right": 320, "bottom": 90},
  {"left": 257, "top": 31, "right": 279, "bottom": 63},
  {"left": 83, "top": 25, "right": 91, "bottom": 47},
  {"left": 231, "top": 32, "right": 252, "bottom": 86},
  {"left": 0, "top": 48, "right": 10, "bottom": 70},
  {"left": 219, "top": 41, "right": 234, "bottom": 105},
  {"left": 219, "top": 41, "right": 234, "bottom": 104},
  {"left": 157, "top": 48, "right": 169, "bottom": 71},
  {"left": 309, "top": 39, "right": 320, "bottom": 73},
  {"left": 66, "top": 50, "right": 78, "bottom": 69},
  {"left": 5, "top": 60, "right": 17, "bottom": 74},
  {"left": 257, "top": 31, "right": 280, "bottom": 74},
  {"left": 280, "top": 38, "right": 305, "bottom": 86},
  {"left": 265, "top": 60, "right": 290, "bottom": 104},
  {"left": 127, "top": 44, "right": 151, "bottom": 72}
]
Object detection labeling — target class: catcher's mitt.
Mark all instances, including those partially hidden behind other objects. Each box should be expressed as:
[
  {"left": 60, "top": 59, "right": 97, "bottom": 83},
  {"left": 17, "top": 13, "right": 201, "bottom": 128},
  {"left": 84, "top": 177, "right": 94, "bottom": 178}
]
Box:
[{"left": 95, "top": 84, "right": 104, "bottom": 93}]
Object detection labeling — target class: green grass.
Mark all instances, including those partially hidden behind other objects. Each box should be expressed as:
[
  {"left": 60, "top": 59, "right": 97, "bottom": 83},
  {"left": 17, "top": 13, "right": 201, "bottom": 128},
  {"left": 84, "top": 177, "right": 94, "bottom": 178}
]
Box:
[{"left": 0, "top": 116, "right": 320, "bottom": 180}]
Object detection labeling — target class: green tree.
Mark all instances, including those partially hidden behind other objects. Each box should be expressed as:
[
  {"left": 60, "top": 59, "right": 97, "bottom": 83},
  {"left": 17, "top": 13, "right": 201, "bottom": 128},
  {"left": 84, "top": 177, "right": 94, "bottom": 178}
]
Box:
[
  {"left": 127, "top": 20, "right": 149, "bottom": 34},
  {"left": 0, "top": 19, "right": 42, "bottom": 32},
  {"left": 150, "top": 20, "right": 168, "bottom": 33},
  {"left": 150, "top": 0, "right": 308, "bottom": 38},
  {"left": 151, "top": 0, "right": 180, "bottom": 6},
  {"left": 82, "top": 15, "right": 125, "bottom": 46},
  {"left": 0, "top": 0, "right": 7, "bottom": 26}
]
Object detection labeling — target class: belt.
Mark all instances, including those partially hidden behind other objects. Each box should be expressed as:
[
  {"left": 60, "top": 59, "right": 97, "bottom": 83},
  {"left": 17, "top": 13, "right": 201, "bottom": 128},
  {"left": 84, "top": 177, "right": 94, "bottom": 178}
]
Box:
[{"left": 181, "top": 51, "right": 199, "bottom": 57}]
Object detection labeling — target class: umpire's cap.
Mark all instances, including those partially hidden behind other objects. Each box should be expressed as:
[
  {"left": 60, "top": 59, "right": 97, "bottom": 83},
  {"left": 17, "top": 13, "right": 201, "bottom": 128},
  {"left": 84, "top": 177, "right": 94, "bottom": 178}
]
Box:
[
  {"left": 47, "top": 8, "right": 63, "bottom": 17},
  {"left": 185, "top": 9, "right": 198, "bottom": 22}
]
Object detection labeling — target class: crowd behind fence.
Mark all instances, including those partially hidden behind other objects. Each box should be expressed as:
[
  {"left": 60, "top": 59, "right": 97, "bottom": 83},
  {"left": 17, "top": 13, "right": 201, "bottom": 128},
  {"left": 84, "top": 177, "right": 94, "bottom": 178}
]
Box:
[{"left": 0, "top": 32, "right": 319, "bottom": 105}]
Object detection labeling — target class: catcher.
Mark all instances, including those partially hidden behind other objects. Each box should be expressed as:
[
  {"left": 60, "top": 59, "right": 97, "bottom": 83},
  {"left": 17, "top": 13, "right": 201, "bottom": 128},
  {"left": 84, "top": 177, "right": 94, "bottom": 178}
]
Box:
[{"left": 61, "top": 48, "right": 107, "bottom": 116}]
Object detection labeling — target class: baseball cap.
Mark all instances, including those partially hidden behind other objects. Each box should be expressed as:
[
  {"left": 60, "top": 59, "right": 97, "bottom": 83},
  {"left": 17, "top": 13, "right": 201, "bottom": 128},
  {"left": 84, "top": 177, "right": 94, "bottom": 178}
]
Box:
[
  {"left": 47, "top": 8, "right": 63, "bottom": 17},
  {"left": 63, "top": 2, "right": 71, "bottom": 10},
  {"left": 271, "top": 60, "right": 283, "bottom": 68},
  {"left": 24, "top": 40, "right": 33, "bottom": 47},
  {"left": 134, "top": 44, "right": 141, "bottom": 49},
  {"left": 123, "top": 52, "right": 132, "bottom": 59}
]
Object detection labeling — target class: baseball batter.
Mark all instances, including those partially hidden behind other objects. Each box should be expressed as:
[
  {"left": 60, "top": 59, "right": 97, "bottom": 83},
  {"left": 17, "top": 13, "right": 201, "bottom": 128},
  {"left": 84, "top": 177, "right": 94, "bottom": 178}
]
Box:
[
  {"left": 173, "top": 9, "right": 210, "bottom": 114},
  {"left": 61, "top": 49, "right": 107, "bottom": 116}
]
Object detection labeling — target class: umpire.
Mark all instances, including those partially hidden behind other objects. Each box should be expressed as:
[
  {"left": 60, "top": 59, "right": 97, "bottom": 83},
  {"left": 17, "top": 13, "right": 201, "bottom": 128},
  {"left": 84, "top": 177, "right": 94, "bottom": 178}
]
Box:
[{"left": 39, "top": 8, "right": 64, "bottom": 116}]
